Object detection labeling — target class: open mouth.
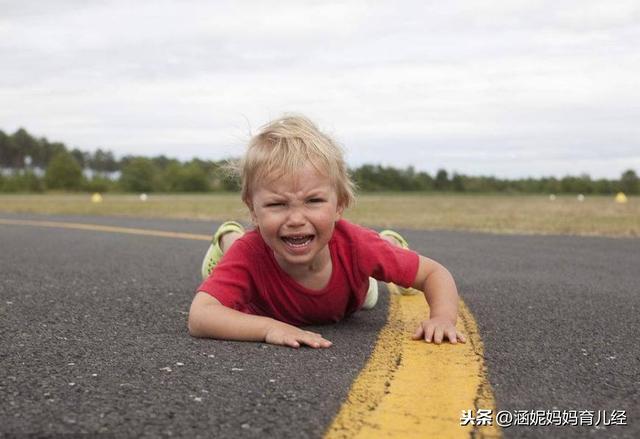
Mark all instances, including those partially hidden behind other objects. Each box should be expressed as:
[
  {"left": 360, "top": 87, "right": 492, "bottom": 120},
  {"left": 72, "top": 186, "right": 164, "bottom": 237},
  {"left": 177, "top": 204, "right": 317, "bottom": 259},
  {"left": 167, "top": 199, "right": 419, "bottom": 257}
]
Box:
[{"left": 281, "top": 234, "right": 315, "bottom": 248}]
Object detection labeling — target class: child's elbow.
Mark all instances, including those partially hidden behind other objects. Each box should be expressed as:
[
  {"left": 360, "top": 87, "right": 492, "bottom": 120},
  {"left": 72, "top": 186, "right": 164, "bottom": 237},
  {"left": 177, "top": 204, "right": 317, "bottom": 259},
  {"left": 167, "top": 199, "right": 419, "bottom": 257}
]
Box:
[
  {"left": 187, "top": 307, "right": 207, "bottom": 338},
  {"left": 187, "top": 313, "right": 199, "bottom": 337},
  {"left": 188, "top": 292, "right": 223, "bottom": 338}
]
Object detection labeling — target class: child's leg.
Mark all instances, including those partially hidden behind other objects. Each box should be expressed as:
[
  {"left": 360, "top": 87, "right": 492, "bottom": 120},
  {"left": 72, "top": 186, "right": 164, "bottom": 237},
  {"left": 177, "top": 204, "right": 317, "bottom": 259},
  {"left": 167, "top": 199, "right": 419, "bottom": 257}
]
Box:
[
  {"left": 380, "top": 229, "right": 409, "bottom": 249},
  {"left": 220, "top": 231, "right": 243, "bottom": 254},
  {"left": 201, "top": 221, "right": 245, "bottom": 280},
  {"left": 379, "top": 229, "right": 419, "bottom": 295},
  {"left": 363, "top": 230, "right": 419, "bottom": 308},
  {"left": 362, "top": 277, "right": 379, "bottom": 310},
  {"left": 381, "top": 235, "right": 400, "bottom": 247}
]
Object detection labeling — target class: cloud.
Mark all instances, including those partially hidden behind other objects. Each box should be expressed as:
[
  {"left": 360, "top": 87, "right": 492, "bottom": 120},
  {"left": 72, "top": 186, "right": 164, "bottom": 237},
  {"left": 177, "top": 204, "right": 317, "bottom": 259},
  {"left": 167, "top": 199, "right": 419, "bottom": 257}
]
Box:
[{"left": 0, "top": 0, "right": 638, "bottom": 178}]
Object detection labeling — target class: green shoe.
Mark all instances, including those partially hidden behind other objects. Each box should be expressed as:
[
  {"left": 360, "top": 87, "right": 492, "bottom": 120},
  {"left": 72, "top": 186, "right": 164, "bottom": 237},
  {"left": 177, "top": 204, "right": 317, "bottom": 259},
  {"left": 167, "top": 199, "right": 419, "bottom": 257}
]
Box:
[
  {"left": 380, "top": 229, "right": 409, "bottom": 249},
  {"left": 380, "top": 229, "right": 420, "bottom": 295},
  {"left": 200, "top": 221, "right": 245, "bottom": 280}
]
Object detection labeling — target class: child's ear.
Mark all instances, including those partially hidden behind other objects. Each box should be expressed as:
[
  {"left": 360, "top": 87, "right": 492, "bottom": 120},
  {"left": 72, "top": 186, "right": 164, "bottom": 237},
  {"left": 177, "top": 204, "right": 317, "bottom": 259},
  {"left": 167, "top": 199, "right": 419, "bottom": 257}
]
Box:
[{"left": 335, "top": 203, "right": 345, "bottom": 221}]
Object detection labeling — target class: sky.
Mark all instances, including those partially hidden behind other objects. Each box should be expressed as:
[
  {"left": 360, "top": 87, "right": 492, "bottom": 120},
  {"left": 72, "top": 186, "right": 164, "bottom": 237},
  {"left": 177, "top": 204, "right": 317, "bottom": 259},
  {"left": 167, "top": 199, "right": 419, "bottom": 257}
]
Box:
[{"left": 1, "top": 0, "right": 639, "bottom": 179}]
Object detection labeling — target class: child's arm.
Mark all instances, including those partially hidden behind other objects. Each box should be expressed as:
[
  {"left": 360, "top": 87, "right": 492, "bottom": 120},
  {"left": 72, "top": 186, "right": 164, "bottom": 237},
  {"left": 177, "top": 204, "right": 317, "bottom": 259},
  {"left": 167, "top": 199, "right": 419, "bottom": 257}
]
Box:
[
  {"left": 188, "top": 292, "right": 332, "bottom": 349},
  {"left": 411, "top": 255, "right": 466, "bottom": 344}
]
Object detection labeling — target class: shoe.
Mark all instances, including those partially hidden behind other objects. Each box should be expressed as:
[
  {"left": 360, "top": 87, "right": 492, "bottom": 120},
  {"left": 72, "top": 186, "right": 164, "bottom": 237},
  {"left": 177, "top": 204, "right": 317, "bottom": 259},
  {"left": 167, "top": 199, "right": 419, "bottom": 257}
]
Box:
[
  {"left": 379, "top": 229, "right": 420, "bottom": 295},
  {"left": 200, "top": 221, "right": 245, "bottom": 280},
  {"left": 362, "top": 277, "right": 379, "bottom": 310}
]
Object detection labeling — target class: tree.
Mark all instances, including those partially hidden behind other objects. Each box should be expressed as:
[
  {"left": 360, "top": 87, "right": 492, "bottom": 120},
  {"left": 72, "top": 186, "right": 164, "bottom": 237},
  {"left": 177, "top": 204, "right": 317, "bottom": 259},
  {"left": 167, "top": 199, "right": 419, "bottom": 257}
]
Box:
[
  {"left": 0, "top": 131, "right": 22, "bottom": 168},
  {"left": 161, "top": 162, "right": 209, "bottom": 192},
  {"left": 42, "top": 141, "right": 67, "bottom": 167},
  {"left": 90, "top": 148, "right": 118, "bottom": 173},
  {"left": 434, "top": 169, "right": 449, "bottom": 191},
  {"left": 451, "top": 172, "right": 465, "bottom": 192},
  {"left": 45, "top": 151, "right": 84, "bottom": 190},
  {"left": 352, "top": 164, "right": 380, "bottom": 191},
  {"left": 0, "top": 130, "right": 11, "bottom": 167},
  {"left": 85, "top": 175, "right": 115, "bottom": 193},
  {"left": 12, "top": 128, "right": 40, "bottom": 168},
  {"left": 414, "top": 171, "right": 434, "bottom": 191},
  {"left": 152, "top": 155, "right": 177, "bottom": 170},
  {"left": 620, "top": 169, "right": 639, "bottom": 195},
  {"left": 70, "top": 148, "right": 90, "bottom": 169},
  {"left": 180, "top": 162, "right": 210, "bottom": 191},
  {"left": 0, "top": 170, "right": 44, "bottom": 192},
  {"left": 119, "top": 157, "right": 158, "bottom": 192},
  {"left": 560, "top": 174, "right": 592, "bottom": 194},
  {"left": 162, "top": 162, "right": 183, "bottom": 192}
]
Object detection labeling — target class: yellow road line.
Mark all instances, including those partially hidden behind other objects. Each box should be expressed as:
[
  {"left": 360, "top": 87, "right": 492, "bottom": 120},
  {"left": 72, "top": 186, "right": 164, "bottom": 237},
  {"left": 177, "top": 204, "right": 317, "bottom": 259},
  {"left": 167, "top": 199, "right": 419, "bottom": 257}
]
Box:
[
  {"left": 325, "top": 285, "right": 500, "bottom": 439},
  {"left": 1, "top": 217, "right": 498, "bottom": 437},
  {"left": 0, "top": 218, "right": 211, "bottom": 241}
]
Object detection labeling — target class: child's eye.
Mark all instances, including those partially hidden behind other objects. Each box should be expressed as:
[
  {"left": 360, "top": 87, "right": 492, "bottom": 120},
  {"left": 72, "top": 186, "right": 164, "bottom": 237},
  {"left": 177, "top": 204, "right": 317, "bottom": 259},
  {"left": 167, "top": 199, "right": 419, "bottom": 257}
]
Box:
[
  {"left": 308, "top": 198, "right": 325, "bottom": 203},
  {"left": 266, "top": 202, "right": 285, "bottom": 207}
]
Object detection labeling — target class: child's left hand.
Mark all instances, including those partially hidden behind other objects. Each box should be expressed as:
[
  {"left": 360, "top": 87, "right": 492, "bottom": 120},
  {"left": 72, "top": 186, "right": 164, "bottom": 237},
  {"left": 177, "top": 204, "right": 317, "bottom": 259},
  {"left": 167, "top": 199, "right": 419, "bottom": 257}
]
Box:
[{"left": 413, "top": 316, "right": 466, "bottom": 344}]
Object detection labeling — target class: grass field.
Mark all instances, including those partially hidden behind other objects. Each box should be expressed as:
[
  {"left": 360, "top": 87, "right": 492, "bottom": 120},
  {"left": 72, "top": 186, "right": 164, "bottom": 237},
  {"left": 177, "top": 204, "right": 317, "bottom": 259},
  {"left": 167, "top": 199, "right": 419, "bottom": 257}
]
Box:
[{"left": 0, "top": 193, "right": 637, "bottom": 237}]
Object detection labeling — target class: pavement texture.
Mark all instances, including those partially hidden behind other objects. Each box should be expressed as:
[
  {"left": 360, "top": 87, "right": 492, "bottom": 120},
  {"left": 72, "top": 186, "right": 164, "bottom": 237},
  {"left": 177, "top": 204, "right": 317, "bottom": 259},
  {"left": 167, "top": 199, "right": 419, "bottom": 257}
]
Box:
[{"left": 1, "top": 212, "right": 639, "bottom": 438}]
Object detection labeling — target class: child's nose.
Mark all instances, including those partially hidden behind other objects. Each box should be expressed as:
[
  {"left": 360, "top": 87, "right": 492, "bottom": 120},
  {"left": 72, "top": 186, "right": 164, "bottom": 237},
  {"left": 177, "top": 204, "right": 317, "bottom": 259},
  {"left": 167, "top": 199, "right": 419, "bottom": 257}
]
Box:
[{"left": 286, "top": 207, "right": 306, "bottom": 226}]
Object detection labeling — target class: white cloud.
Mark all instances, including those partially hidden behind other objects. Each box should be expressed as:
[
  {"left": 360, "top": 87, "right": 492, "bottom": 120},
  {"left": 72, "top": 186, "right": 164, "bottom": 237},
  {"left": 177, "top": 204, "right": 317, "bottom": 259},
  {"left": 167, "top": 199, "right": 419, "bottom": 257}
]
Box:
[{"left": 0, "top": 0, "right": 638, "bottom": 178}]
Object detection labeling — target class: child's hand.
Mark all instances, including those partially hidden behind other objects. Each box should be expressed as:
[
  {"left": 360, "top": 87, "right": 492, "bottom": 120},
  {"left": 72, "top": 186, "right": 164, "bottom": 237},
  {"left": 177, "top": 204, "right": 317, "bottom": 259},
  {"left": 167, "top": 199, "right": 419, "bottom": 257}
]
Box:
[
  {"left": 264, "top": 321, "right": 333, "bottom": 349},
  {"left": 413, "top": 316, "right": 466, "bottom": 344}
]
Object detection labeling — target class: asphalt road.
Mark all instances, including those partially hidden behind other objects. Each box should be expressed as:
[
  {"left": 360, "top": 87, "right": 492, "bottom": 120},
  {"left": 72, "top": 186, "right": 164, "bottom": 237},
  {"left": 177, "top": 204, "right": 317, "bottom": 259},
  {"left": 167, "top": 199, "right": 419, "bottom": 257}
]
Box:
[{"left": 1, "top": 213, "right": 638, "bottom": 438}]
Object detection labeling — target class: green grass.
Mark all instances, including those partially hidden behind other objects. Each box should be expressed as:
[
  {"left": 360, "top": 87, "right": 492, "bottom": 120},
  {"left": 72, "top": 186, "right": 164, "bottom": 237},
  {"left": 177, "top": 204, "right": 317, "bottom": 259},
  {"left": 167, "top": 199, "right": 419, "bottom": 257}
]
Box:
[{"left": 0, "top": 193, "right": 637, "bottom": 237}]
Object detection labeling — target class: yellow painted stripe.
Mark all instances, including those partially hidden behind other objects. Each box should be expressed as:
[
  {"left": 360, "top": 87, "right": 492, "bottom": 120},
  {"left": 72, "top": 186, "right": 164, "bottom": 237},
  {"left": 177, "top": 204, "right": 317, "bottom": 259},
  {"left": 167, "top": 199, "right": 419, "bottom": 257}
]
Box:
[
  {"left": 0, "top": 218, "right": 212, "bottom": 241},
  {"left": 325, "top": 285, "right": 501, "bottom": 439},
  {"left": 1, "top": 217, "right": 498, "bottom": 437}
]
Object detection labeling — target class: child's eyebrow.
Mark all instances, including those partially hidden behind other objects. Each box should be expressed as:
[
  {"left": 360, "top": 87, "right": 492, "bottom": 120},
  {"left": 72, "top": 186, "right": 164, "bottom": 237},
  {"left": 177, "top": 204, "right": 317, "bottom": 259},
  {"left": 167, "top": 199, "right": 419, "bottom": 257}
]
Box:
[
  {"left": 260, "top": 184, "right": 332, "bottom": 198},
  {"left": 307, "top": 185, "right": 333, "bottom": 195},
  {"left": 263, "top": 194, "right": 286, "bottom": 200},
  {"left": 261, "top": 188, "right": 285, "bottom": 197}
]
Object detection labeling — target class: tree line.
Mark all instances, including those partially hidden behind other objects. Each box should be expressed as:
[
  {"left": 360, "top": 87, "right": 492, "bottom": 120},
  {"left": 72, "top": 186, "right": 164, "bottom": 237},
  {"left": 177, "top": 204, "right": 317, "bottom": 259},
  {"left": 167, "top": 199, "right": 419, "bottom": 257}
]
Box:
[{"left": 1, "top": 127, "right": 638, "bottom": 195}]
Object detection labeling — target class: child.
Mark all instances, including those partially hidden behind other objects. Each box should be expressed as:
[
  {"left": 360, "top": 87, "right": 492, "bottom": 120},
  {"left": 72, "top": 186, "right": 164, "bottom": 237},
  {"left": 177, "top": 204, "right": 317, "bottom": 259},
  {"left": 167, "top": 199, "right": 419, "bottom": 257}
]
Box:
[{"left": 188, "top": 115, "right": 465, "bottom": 349}]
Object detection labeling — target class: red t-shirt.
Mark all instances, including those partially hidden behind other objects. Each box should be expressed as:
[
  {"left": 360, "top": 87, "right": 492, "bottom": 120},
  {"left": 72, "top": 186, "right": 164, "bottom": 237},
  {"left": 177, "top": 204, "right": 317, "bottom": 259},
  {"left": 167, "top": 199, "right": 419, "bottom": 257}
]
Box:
[{"left": 196, "top": 219, "right": 420, "bottom": 326}]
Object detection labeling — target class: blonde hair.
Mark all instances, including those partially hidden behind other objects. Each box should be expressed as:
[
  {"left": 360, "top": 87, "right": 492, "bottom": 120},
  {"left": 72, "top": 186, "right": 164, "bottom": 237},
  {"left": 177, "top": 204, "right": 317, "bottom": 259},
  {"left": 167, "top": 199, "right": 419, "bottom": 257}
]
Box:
[{"left": 237, "top": 114, "right": 356, "bottom": 208}]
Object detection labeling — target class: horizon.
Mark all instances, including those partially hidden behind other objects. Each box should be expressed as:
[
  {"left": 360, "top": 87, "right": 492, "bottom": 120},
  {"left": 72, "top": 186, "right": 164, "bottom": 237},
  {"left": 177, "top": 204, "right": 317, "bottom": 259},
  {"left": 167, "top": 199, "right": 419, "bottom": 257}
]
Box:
[{"left": 1, "top": 124, "right": 637, "bottom": 181}]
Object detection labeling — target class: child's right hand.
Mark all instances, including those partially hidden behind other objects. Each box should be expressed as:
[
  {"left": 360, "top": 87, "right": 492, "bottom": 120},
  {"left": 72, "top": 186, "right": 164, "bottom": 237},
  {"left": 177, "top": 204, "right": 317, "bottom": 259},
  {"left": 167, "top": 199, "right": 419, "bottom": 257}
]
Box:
[{"left": 264, "top": 321, "right": 333, "bottom": 349}]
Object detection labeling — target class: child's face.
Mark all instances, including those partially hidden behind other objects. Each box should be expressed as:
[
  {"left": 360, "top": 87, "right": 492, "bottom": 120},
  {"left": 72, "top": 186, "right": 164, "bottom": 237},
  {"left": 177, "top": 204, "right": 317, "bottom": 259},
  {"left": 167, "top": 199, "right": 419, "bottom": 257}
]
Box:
[{"left": 248, "top": 164, "right": 344, "bottom": 273}]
